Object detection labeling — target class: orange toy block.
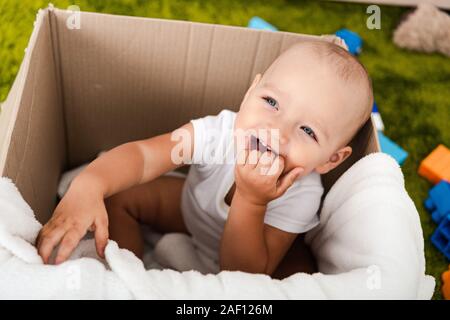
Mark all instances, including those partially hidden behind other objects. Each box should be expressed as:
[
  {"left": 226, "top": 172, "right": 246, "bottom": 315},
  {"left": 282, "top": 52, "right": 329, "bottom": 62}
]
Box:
[
  {"left": 443, "top": 265, "right": 450, "bottom": 300},
  {"left": 418, "top": 144, "right": 450, "bottom": 184}
]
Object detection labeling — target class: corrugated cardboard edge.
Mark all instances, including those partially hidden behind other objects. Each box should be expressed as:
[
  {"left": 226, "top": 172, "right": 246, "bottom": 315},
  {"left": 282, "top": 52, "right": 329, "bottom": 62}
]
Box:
[
  {"left": 330, "top": 0, "right": 450, "bottom": 9},
  {"left": 48, "top": 5, "right": 68, "bottom": 162},
  {"left": 0, "top": 8, "right": 49, "bottom": 174}
]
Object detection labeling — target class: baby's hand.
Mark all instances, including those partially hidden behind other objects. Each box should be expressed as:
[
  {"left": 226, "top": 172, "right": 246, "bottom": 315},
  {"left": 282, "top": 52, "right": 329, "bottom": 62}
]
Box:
[
  {"left": 234, "top": 144, "right": 304, "bottom": 207},
  {"left": 36, "top": 177, "right": 109, "bottom": 264}
]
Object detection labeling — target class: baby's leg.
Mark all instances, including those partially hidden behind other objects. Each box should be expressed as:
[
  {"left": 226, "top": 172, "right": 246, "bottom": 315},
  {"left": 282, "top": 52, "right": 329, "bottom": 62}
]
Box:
[{"left": 104, "top": 176, "right": 188, "bottom": 259}]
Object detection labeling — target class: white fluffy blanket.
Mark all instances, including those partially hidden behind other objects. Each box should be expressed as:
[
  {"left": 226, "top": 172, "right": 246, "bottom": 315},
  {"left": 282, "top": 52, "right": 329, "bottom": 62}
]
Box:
[{"left": 0, "top": 153, "right": 435, "bottom": 299}]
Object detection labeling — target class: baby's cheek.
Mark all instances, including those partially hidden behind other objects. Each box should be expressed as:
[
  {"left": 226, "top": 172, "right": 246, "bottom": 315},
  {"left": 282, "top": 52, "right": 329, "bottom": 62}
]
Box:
[{"left": 286, "top": 148, "right": 317, "bottom": 173}]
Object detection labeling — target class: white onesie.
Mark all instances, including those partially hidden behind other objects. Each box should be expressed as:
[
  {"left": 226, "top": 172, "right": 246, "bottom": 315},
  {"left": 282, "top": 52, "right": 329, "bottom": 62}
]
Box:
[{"left": 180, "top": 109, "right": 324, "bottom": 263}]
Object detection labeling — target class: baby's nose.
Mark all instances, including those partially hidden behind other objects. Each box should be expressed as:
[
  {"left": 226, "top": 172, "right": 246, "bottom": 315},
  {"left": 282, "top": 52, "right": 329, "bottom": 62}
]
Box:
[
  {"left": 269, "top": 128, "right": 288, "bottom": 155},
  {"left": 269, "top": 120, "right": 288, "bottom": 144}
]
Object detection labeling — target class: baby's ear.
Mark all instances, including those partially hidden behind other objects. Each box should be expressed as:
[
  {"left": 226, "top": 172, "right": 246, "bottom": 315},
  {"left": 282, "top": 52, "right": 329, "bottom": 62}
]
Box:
[{"left": 315, "top": 146, "right": 352, "bottom": 174}]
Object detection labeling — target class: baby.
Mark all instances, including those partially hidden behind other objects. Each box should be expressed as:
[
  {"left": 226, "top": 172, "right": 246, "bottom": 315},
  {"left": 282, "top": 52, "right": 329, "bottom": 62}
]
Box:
[{"left": 36, "top": 40, "right": 373, "bottom": 276}]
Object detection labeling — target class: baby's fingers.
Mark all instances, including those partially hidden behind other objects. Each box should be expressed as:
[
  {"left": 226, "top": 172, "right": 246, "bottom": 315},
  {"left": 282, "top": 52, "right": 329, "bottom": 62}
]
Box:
[
  {"left": 236, "top": 134, "right": 250, "bottom": 166},
  {"left": 247, "top": 149, "right": 262, "bottom": 168},
  {"left": 257, "top": 151, "right": 276, "bottom": 176},
  {"left": 94, "top": 216, "right": 109, "bottom": 259},
  {"left": 37, "top": 226, "right": 66, "bottom": 264},
  {"left": 266, "top": 155, "right": 284, "bottom": 177},
  {"left": 54, "top": 229, "right": 84, "bottom": 264},
  {"left": 276, "top": 167, "right": 304, "bottom": 197},
  {"left": 236, "top": 147, "right": 248, "bottom": 166}
]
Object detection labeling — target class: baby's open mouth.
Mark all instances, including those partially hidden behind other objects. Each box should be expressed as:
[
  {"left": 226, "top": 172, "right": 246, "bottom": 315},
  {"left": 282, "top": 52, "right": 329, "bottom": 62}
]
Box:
[{"left": 250, "top": 135, "right": 277, "bottom": 156}]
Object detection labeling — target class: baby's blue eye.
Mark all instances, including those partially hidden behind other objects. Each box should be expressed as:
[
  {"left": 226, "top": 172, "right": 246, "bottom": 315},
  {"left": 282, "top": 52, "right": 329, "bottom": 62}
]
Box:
[
  {"left": 301, "top": 126, "right": 317, "bottom": 141},
  {"left": 263, "top": 96, "right": 278, "bottom": 109}
]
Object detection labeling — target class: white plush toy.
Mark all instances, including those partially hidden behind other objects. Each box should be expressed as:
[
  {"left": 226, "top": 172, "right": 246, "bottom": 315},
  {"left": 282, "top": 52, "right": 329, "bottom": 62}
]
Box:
[{"left": 393, "top": 3, "right": 450, "bottom": 57}]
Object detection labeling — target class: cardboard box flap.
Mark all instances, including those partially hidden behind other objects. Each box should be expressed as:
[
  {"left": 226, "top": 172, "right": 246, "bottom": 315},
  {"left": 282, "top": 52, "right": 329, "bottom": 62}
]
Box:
[
  {"left": 331, "top": 0, "right": 450, "bottom": 9},
  {"left": 0, "top": 8, "right": 66, "bottom": 223},
  {"left": 0, "top": 9, "right": 47, "bottom": 173}
]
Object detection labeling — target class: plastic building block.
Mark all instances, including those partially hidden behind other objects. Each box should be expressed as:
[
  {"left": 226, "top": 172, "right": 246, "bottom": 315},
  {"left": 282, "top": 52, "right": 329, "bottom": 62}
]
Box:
[
  {"left": 377, "top": 131, "right": 408, "bottom": 165},
  {"left": 431, "top": 215, "right": 450, "bottom": 261},
  {"left": 424, "top": 180, "right": 450, "bottom": 224},
  {"left": 372, "top": 102, "right": 379, "bottom": 113},
  {"left": 335, "top": 28, "right": 362, "bottom": 55},
  {"left": 248, "top": 17, "right": 278, "bottom": 31},
  {"left": 443, "top": 265, "right": 450, "bottom": 300},
  {"left": 371, "top": 101, "right": 384, "bottom": 131},
  {"left": 418, "top": 144, "right": 450, "bottom": 184}
]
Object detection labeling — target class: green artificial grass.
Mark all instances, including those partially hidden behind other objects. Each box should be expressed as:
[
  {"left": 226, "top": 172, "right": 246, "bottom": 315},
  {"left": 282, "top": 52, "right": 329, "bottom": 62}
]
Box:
[{"left": 1, "top": 0, "right": 449, "bottom": 299}]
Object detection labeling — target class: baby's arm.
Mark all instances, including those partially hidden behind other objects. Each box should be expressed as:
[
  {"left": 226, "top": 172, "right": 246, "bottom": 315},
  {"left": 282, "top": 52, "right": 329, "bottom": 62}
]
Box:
[
  {"left": 75, "top": 122, "right": 194, "bottom": 198},
  {"left": 220, "top": 148, "right": 304, "bottom": 275},
  {"left": 36, "top": 123, "right": 194, "bottom": 264}
]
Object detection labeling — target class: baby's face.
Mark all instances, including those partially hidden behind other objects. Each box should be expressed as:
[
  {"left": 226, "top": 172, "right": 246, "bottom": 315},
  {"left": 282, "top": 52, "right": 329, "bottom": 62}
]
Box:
[{"left": 235, "top": 47, "right": 366, "bottom": 176}]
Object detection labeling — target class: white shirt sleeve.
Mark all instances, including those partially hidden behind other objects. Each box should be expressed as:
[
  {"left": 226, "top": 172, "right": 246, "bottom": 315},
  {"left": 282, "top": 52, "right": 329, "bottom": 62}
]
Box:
[
  {"left": 189, "top": 109, "right": 236, "bottom": 166},
  {"left": 264, "top": 172, "right": 323, "bottom": 234}
]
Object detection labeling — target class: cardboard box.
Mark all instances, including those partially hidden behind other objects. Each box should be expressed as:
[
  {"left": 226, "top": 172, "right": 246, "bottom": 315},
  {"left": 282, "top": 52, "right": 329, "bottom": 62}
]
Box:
[
  {"left": 0, "top": 6, "right": 380, "bottom": 225},
  {"left": 331, "top": 0, "right": 450, "bottom": 9}
]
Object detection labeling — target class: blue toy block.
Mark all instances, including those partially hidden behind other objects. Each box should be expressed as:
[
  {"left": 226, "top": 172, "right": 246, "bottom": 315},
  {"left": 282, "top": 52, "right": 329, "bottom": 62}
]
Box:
[
  {"left": 372, "top": 101, "right": 379, "bottom": 113},
  {"left": 424, "top": 180, "right": 450, "bottom": 224},
  {"left": 377, "top": 131, "right": 408, "bottom": 165},
  {"left": 335, "top": 28, "right": 362, "bottom": 55},
  {"left": 431, "top": 215, "right": 450, "bottom": 261},
  {"left": 248, "top": 16, "right": 278, "bottom": 31}
]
